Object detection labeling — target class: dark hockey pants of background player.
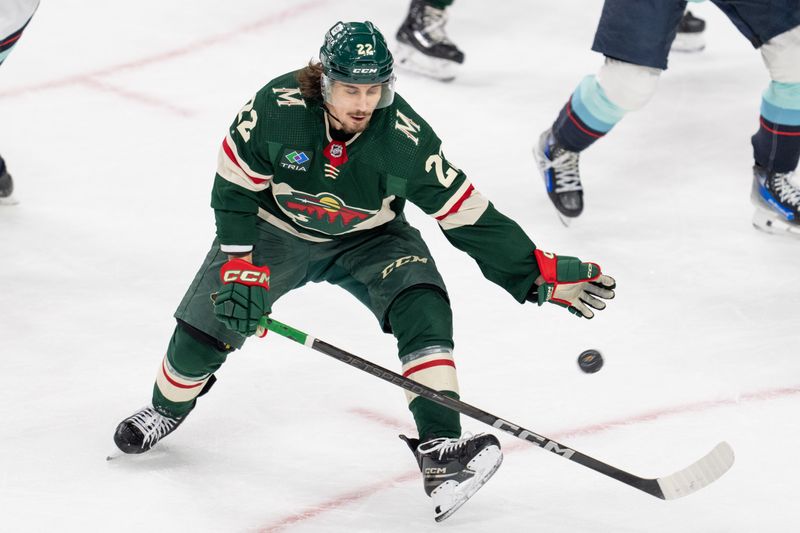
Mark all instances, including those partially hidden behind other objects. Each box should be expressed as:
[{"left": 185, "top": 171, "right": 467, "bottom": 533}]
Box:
[
  {"left": 151, "top": 217, "right": 464, "bottom": 440},
  {"left": 554, "top": 0, "right": 800, "bottom": 173}
]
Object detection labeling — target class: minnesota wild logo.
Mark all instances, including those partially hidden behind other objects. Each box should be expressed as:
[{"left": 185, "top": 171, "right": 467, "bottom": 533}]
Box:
[{"left": 275, "top": 190, "right": 376, "bottom": 234}]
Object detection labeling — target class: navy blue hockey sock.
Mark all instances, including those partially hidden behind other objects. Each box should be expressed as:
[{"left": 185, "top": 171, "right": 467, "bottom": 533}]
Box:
[
  {"left": 752, "top": 118, "right": 800, "bottom": 173},
  {"left": 552, "top": 76, "right": 625, "bottom": 152}
]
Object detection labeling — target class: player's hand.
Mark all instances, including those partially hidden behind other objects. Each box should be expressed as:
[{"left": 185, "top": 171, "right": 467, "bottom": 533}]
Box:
[
  {"left": 531, "top": 249, "right": 615, "bottom": 319},
  {"left": 213, "top": 258, "right": 271, "bottom": 336}
]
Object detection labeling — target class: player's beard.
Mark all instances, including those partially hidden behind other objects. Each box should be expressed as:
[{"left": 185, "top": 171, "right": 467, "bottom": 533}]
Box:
[
  {"left": 324, "top": 104, "right": 372, "bottom": 134},
  {"left": 341, "top": 112, "right": 371, "bottom": 134}
]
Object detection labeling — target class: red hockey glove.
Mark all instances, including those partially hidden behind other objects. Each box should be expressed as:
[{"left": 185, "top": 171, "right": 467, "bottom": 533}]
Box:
[
  {"left": 532, "top": 249, "right": 616, "bottom": 319},
  {"left": 213, "top": 258, "right": 271, "bottom": 337}
]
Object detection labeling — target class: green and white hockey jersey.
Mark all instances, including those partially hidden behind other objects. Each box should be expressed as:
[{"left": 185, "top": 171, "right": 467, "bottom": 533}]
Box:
[{"left": 212, "top": 70, "right": 540, "bottom": 302}]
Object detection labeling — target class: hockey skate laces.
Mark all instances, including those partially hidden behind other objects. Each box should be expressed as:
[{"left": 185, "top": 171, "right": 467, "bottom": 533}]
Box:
[
  {"left": 773, "top": 172, "right": 800, "bottom": 207},
  {"left": 129, "top": 407, "right": 179, "bottom": 448},
  {"left": 546, "top": 150, "right": 582, "bottom": 193},
  {"left": 422, "top": 6, "right": 452, "bottom": 44},
  {"left": 418, "top": 432, "right": 479, "bottom": 460}
]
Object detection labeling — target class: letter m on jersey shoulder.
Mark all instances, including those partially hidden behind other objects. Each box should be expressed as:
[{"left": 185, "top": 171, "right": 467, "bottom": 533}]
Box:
[
  {"left": 395, "top": 110, "right": 421, "bottom": 145},
  {"left": 272, "top": 87, "right": 306, "bottom": 107}
]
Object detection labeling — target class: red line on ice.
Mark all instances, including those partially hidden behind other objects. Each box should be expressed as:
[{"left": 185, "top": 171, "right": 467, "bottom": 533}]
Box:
[
  {"left": 0, "top": 0, "right": 330, "bottom": 111},
  {"left": 258, "top": 384, "right": 800, "bottom": 531},
  {"left": 80, "top": 78, "right": 195, "bottom": 117},
  {"left": 347, "top": 407, "right": 415, "bottom": 434},
  {"left": 258, "top": 471, "right": 420, "bottom": 533}
]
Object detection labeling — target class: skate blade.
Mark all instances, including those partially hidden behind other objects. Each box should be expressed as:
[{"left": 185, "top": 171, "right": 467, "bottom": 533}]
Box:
[
  {"left": 434, "top": 446, "right": 503, "bottom": 522},
  {"left": 393, "top": 42, "right": 460, "bottom": 82},
  {"left": 106, "top": 449, "right": 127, "bottom": 461},
  {"left": 557, "top": 212, "right": 575, "bottom": 227},
  {"left": 0, "top": 194, "right": 19, "bottom": 206},
  {"left": 106, "top": 446, "right": 173, "bottom": 462},
  {"left": 671, "top": 33, "right": 705, "bottom": 53},
  {"left": 752, "top": 208, "right": 800, "bottom": 238}
]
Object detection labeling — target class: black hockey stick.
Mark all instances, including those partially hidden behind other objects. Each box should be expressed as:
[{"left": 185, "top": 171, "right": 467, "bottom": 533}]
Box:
[{"left": 258, "top": 317, "right": 734, "bottom": 500}]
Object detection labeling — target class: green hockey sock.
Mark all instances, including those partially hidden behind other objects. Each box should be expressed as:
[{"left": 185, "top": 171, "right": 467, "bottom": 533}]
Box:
[
  {"left": 389, "top": 288, "right": 461, "bottom": 439},
  {"left": 152, "top": 323, "right": 229, "bottom": 417},
  {"left": 410, "top": 392, "right": 461, "bottom": 441}
]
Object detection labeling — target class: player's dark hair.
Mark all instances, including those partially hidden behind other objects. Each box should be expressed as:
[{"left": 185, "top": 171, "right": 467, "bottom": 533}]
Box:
[{"left": 297, "top": 60, "right": 324, "bottom": 101}]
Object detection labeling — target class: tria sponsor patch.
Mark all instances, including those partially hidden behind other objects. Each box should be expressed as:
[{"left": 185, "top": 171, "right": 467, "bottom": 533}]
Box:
[{"left": 279, "top": 148, "right": 313, "bottom": 172}]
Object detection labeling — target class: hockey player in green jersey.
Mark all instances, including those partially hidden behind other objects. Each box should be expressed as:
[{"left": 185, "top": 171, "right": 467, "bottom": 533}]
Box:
[{"left": 113, "top": 21, "right": 616, "bottom": 521}]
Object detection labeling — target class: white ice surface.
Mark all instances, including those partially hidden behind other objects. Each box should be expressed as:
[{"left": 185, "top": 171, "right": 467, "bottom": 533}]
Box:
[{"left": 1, "top": 1, "right": 799, "bottom": 532}]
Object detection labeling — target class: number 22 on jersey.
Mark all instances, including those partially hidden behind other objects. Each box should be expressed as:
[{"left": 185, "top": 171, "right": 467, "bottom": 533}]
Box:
[
  {"left": 426, "top": 149, "right": 458, "bottom": 187},
  {"left": 236, "top": 96, "right": 258, "bottom": 142}
]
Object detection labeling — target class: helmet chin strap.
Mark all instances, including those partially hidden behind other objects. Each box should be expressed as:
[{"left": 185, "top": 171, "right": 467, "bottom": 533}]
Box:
[{"left": 322, "top": 103, "right": 346, "bottom": 131}]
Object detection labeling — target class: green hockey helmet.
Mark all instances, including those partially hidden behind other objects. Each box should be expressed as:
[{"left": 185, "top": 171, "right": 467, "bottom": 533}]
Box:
[
  {"left": 320, "top": 21, "right": 394, "bottom": 83},
  {"left": 319, "top": 21, "right": 396, "bottom": 108}
]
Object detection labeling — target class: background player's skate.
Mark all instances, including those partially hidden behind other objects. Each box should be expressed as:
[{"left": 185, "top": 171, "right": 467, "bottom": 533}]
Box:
[
  {"left": 751, "top": 165, "right": 800, "bottom": 237},
  {"left": 533, "top": 129, "right": 584, "bottom": 226},
  {"left": 395, "top": 0, "right": 464, "bottom": 81},
  {"left": 0, "top": 158, "right": 18, "bottom": 205},
  {"left": 671, "top": 10, "right": 706, "bottom": 52}
]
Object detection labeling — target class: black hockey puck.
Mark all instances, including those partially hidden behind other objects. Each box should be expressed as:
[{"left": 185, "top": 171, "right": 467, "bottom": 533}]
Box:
[{"left": 578, "top": 349, "right": 603, "bottom": 373}]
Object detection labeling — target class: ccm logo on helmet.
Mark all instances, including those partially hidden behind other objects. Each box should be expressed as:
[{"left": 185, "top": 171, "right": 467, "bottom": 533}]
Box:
[{"left": 352, "top": 67, "right": 378, "bottom": 74}]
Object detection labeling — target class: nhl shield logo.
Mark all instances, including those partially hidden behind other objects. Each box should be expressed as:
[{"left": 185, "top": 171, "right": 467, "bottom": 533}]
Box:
[{"left": 323, "top": 140, "right": 348, "bottom": 168}]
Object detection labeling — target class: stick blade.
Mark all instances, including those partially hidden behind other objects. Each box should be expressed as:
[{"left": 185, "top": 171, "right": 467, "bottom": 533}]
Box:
[{"left": 656, "top": 441, "right": 735, "bottom": 500}]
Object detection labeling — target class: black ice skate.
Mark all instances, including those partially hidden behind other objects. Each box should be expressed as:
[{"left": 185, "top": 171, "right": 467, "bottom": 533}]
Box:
[
  {"left": 751, "top": 164, "right": 800, "bottom": 237},
  {"left": 400, "top": 433, "right": 502, "bottom": 522},
  {"left": 0, "top": 163, "right": 17, "bottom": 205},
  {"left": 671, "top": 10, "right": 706, "bottom": 53},
  {"left": 533, "top": 128, "right": 584, "bottom": 225},
  {"left": 395, "top": 0, "right": 465, "bottom": 82},
  {"left": 113, "top": 405, "right": 188, "bottom": 454}
]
